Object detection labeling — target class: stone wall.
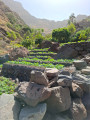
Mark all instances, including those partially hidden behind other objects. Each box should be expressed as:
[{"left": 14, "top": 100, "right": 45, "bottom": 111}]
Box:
[
  {"left": 56, "top": 42, "right": 90, "bottom": 59},
  {"left": 1, "top": 63, "right": 45, "bottom": 82}
]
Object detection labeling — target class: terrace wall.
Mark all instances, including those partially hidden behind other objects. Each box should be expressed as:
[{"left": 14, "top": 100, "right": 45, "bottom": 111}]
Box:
[
  {"left": 1, "top": 63, "right": 45, "bottom": 82},
  {"left": 56, "top": 42, "right": 90, "bottom": 59}
]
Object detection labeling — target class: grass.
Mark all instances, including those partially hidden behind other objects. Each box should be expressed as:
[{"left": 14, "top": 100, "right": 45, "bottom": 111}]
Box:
[
  {"left": 7, "top": 61, "right": 64, "bottom": 69},
  {"left": 0, "top": 76, "right": 17, "bottom": 95}
]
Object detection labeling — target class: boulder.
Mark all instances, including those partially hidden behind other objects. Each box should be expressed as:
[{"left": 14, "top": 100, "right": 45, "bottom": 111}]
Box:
[
  {"left": 56, "top": 46, "right": 78, "bottom": 59},
  {"left": 70, "top": 82, "right": 83, "bottom": 98},
  {"left": 60, "top": 70, "right": 71, "bottom": 76},
  {"left": 39, "top": 40, "right": 53, "bottom": 48},
  {"left": 48, "top": 42, "right": 60, "bottom": 53},
  {"left": 82, "top": 57, "right": 90, "bottom": 64},
  {"left": 43, "top": 112, "right": 70, "bottom": 120},
  {"left": 70, "top": 99, "right": 87, "bottom": 120},
  {"left": 72, "top": 74, "right": 90, "bottom": 93},
  {"left": 82, "top": 94, "right": 90, "bottom": 120},
  {"left": 73, "top": 60, "right": 87, "bottom": 70},
  {"left": 15, "top": 82, "right": 51, "bottom": 107},
  {"left": 45, "top": 68, "right": 59, "bottom": 79},
  {"left": 81, "top": 67, "right": 90, "bottom": 75},
  {"left": 46, "top": 86, "right": 71, "bottom": 113},
  {"left": 19, "top": 103, "right": 47, "bottom": 120},
  {"left": 9, "top": 47, "right": 29, "bottom": 60},
  {"left": 0, "top": 93, "right": 21, "bottom": 120},
  {"left": 0, "top": 54, "right": 10, "bottom": 64},
  {"left": 57, "top": 77, "right": 72, "bottom": 87},
  {"left": 30, "top": 70, "right": 49, "bottom": 86}
]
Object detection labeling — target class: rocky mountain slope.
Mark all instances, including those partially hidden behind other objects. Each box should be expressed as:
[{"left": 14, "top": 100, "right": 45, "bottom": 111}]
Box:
[
  {"left": 2, "top": 0, "right": 89, "bottom": 33},
  {"left": 0, "top": 0, "right": 27, "bottom": 55}
]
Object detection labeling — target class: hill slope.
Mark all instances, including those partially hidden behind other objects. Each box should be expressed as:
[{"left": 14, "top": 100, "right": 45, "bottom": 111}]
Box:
[
  {"left": 2, "top": 0, "right": 88, "bottom": 33},
  {"left": 0, "top": 1, "right": 27, "bottom": 55}
]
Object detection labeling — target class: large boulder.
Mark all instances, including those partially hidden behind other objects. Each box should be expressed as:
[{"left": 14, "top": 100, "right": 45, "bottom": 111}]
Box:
[
  {"left": 70, "top": 99, "right": 87, "bottom": 120},
  {"left": 30, "top": 70, "right": 49, "bottom": 86},
  {"left": 0, "top": 93, "right": 21, "bottom": 120},
  {"left": 19, "top": 103, "right": 47, "bottom": 120},
  {"left": 9, "top": 47, "right": 29, "bottom": 60},
  {"left": 46, "top": 86, "right": 71, "bottom": 113},
  {"left": 48, "top": 42, "right": 60, "bottom": 53},
  {"left": 73, "top": 60, "right": 87, "bottom": 70},
  {"left": 56, "top": 46, "right": 78, "bottom": 59},
  {"left": 15, "top": 82, "right": 51, "bottom": 107}
]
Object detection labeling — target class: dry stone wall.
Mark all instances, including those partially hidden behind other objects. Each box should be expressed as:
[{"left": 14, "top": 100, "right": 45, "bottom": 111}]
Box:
[{"left": 56, "top": 42, "right": 90, "bottom": 59}]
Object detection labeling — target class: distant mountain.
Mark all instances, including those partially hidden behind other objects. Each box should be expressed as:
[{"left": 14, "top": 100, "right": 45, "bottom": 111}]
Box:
[{"left": 1, "top": 0, "right": 89, "bottom": 33}]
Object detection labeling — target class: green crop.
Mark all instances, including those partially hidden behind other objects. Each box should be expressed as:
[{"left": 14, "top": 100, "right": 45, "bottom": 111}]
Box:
[
  {"left": 0, "top": 76, "right": 17, "bottom": 95},
  {"left": 7, "top": 61, "right": 64, "bottom": 69}
]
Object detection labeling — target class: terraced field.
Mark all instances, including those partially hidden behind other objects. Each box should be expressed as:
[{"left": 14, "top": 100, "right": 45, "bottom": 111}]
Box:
[{"left": 7, "top": 49, "right": 74, "bottom": 68}]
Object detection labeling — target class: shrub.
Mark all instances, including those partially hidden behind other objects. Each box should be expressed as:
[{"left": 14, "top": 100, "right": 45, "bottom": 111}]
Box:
[{"left": 52, "top": 28, "right": 71, "bottom": 43}]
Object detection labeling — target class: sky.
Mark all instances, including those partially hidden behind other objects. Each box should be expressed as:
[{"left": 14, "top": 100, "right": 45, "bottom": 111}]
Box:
[{"left": 15, "top": 0, "right": 90, "bottom": 21}]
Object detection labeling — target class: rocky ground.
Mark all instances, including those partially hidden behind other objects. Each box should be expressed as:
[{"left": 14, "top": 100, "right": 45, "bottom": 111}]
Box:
[{"left": 0, "top": 54, "right": 90, "bottom": 120}]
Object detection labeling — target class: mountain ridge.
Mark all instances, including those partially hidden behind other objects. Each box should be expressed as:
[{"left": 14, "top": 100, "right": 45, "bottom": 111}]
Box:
[{"left": 2, "top": 0, "right": 89, "bottom": 33}]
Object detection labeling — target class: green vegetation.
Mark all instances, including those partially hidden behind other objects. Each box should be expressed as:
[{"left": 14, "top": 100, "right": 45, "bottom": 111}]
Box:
[
  {"left": 30, "top": 51, "right": 56, "bottom": 54},
  {"left": 52, "top": 28, "right": 70, "bottom": 43},
  {"left": 0, "top": 76, "right": 16, "bottom": 95},
  {"left": 18, "top": 57, "right": 74, "bottom": 63},
  {"left": 0, "top": 64, "right": 3, "bottom": 68},
  {"left": 7, "top": 61, "right": 64, "bottom": 69}
]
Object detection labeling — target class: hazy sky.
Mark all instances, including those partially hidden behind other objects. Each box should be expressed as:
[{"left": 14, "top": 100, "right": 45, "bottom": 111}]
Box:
[{"left": 15, "top": 0, "right": 90, "bottom": 21}]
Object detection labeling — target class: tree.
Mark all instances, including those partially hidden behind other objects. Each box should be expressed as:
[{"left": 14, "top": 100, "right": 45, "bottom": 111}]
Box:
[
  {"left": 67, "top": 23, "right": 76, "bottom": 35},
  {"left": 68, "top": 13, "right": 76, "bottom": 25},
  {"left": 52, "top": 28, "right": 70, "bottom": 43}
]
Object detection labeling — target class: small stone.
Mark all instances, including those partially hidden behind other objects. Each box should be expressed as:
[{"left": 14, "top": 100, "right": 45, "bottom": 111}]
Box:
[
  {"left": 45, "top": 68, "right": 59, "bottom": 78},
  {"left": 57, "top": 77, "right": 72, "bottom": 87},
  {"left": 30, "top": 70, "right": 49, "bottom": 86},
  {"left": 73, "top": 60, "right": 87, "bottom": 70},
  {"left": 60, "top": 70, "right": 71, "bottom": 76},
  {"left": 81, "top": 67, "right": 90, "bottom": 75},
  {"left": 19, "top": 103, "right": 47, "bottom": 120}
]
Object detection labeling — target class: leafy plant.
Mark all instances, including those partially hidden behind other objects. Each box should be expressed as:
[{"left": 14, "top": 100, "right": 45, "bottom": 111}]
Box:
[
  {"left": 0, "top": 76, "right": 16, "bottom": 95},
  {"left": 7, "top": 61, "right": 64, "bottom": 69}
]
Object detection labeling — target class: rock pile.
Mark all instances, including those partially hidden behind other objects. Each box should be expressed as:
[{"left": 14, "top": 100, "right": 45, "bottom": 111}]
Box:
[
  {"left": 0, "top": 56, "right": 90, "bottom": 120},
  {"left": 14, "top": 64, "right": 89, "bottom": 120}
]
